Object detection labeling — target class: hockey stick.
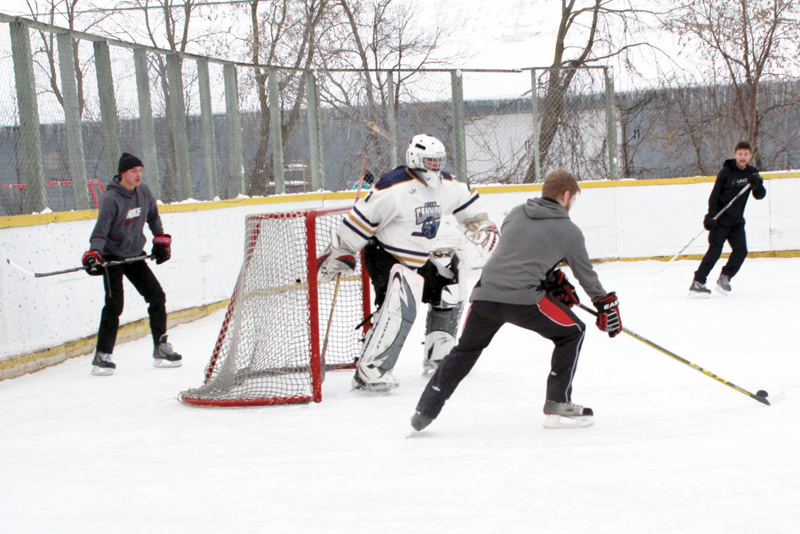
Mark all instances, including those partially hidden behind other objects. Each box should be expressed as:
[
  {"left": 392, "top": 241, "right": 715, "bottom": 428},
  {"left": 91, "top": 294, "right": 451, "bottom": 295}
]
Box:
[
  {"left": 320, "top": 156, "right": 370, "bottom": 365},
  {"left": 659, "top": 183, "right": 752, "bottom": 272},
  {"left": 576, "top": 303, "right": 770, "bottom": 405},
  {"left": 7, "top": 254, "right": 154, "bottom": 278}
]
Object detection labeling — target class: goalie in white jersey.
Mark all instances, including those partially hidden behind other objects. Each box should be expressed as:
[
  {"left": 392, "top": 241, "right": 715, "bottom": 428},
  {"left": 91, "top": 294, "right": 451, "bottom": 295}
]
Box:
[{"left": 318, "top": 134, "right": 499, "bottom": 391}]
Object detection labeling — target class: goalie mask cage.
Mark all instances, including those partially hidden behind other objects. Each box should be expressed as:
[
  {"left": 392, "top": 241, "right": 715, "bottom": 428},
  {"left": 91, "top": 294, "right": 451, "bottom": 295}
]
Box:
[{"left": 179, "top": 207, "right": 370, "bottom": 407}]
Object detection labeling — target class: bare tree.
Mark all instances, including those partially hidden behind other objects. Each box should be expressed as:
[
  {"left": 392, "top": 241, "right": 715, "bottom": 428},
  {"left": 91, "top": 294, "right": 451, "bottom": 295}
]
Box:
[
  {"left": 240, "top": 0, "right": 332, "bottom": 196},
  {"left": 523, "top": 0, "right": 651, "bottom": 182},
  {"left": 657, "top": 0, "right": 800, "bottom": 168},
  {"left": 314, "top": 0, "right": 456, "bottom": 182}
]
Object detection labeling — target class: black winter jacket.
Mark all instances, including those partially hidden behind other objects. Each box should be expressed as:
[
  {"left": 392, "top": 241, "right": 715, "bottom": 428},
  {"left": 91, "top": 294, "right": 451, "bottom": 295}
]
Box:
[{"left": 708, "top": 159, "right": 767, "bottom": 227}]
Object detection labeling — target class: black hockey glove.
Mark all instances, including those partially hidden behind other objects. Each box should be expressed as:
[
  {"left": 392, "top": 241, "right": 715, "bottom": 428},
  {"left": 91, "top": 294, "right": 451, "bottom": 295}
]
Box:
[
  {"left": 545, "top": 269, "right": 580, "bottom": 308},
  {"left": 152, "top": 233, "right": 172, "bottom": 264},
  {"left": 593, "top": 292, "right": 621, "bottom": 338},
  {"left": 703, "top": 213, "right": 718, "bottom": 231},
  {"left": 81, "top": 249, "right": 105, "bottom": 276},
  {"left": 747, "top": 173, "right": 763, "bottom": 188}
]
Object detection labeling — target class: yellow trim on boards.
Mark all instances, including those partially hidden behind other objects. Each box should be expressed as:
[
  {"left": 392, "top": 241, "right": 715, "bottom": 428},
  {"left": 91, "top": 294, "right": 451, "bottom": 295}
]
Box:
[
  {"left": 3, "top": 171, "right": 797, "bottom": 230},
  {"left": 0, "top": 299, "right": 230, "bottom": 381}
]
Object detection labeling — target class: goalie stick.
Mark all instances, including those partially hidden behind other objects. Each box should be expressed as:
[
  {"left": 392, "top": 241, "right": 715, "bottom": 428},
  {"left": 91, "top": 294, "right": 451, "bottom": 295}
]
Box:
[
  {"left": 7, "top": 254, "right": 154, "bottom": 278},
  {"left": 576, "top": 303, "right": 770, "bottom": 405},
  {"left": 320, "top": 156, "right": 370, "bottom": 365}
]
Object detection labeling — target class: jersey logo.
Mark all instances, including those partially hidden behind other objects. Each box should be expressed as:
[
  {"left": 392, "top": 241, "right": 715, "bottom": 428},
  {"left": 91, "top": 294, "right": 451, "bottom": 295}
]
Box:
[
  {"left": 409, "top": 188, "right": 417, "bottom": 195},
  {"left": 123, "top": 207, "right": 142, "bottom": 226},
  {"left": 412, "top": 201, "right": 441, "bottom": 239}
]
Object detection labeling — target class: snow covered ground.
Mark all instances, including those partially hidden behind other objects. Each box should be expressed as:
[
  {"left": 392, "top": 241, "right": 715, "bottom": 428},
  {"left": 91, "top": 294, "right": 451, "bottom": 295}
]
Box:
[{"left": 1, "top": 257, "right": 797, "bottom": 533}]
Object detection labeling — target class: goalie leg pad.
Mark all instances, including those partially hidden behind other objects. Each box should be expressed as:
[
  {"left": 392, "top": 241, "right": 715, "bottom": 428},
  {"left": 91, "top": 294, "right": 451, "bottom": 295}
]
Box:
[
  {"left": 423, "top": 302, "right": 464, "bottom": 373},
  {"left": 353, "top": 264, "right": 424, "bottom": 391}
]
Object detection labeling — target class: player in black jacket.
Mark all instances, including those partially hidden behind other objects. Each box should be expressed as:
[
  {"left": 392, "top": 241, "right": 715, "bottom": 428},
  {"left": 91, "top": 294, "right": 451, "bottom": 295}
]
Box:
[{"left": 690, "top": 141, "right": 767, "bottom": 297}]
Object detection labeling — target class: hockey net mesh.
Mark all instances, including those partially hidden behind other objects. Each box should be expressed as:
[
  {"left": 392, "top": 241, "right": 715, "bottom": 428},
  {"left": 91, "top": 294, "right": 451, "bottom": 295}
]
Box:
[{"left": 179, "top": 208, "right": 368, "bottom": 406}]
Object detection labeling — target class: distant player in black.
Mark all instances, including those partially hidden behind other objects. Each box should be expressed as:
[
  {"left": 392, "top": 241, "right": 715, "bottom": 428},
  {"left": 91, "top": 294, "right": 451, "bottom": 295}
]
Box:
[
  {"left": 82, "top": 152, "right": 182, "bottom": 375},
  {"left": 689, "top": 141, "right": 767, "bottom": 297}
]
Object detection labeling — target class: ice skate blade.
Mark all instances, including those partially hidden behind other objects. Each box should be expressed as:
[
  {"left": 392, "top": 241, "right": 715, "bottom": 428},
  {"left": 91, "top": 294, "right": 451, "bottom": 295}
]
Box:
[
  {"left": 714, "top": 286, "right": 730, "bottom": 296},
  {"left": 543, "top": 414, "right": 594, "bottom": 429},
  {"left": 153, "top": 359, "right": 182, "bottom": 368},
  {"left": 687, "top": 291, "right": 711, "bottom": 299},
  {"left": 91, "top": 366, "right": 114, "bottom": 376}
]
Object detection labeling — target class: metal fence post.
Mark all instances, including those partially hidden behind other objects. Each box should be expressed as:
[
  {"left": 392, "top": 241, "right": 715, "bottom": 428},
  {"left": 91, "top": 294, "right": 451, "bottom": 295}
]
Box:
[
  {"left": 305, "top": 70, "right": 325, "bottom": 190},
  {"left": 604, "top": 67, "right": 618, "bottom": 180},
  {"left": 530, "top": 68, "right": 541, "bottom": 183},
  {"left": 387, "top": 71, "right": 398, "bottom": 168},
  {"left": 223, "top": 63, "right": 244, "bottom": 198},
  {"left": 56, "top": 32, "right": 90, "bottom": 210},
  {"left": 268, "top": 67, "right": 285, "bottom": 194},
  {"left": 450, "top": 69, "right": 467, "bottom": 182},
  {"left": 93, "top": 40, "right": 120, "bottom": 177},
  {"left": 166, "top": 53, "right": 193, "bottom": 199},
  {"left": 133, "top": 48, "right": 160, "bottom": 198},
  {"left": 9, "top": 20, "right": 46, "bottom": 213},
  {"left": 197, "top": 58, "right": 219, "bottom": 200}
]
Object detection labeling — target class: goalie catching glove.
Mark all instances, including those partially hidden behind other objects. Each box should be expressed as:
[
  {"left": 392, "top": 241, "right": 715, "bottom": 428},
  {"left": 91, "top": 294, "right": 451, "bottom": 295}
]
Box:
[
  {"left": 545, "top": 268, "right": 580, "bottom": 308},
  {"left": 317, "top": 232, "right": 358, "bottom": 283},
  {"left": 463, "top": 214, "right": 499, "bottom": 257},
  {"left": 593, "top": 292, "right": 621, "bottom": 338}
]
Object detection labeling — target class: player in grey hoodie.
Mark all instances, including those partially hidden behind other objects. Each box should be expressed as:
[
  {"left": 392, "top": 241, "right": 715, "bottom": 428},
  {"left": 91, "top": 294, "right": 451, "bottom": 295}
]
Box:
[
  {"left": 410, "top": 168, "right": 621, "bottom": 431},
  {"left": 82, "top": 152, "right": 182, "bottom": 376}
]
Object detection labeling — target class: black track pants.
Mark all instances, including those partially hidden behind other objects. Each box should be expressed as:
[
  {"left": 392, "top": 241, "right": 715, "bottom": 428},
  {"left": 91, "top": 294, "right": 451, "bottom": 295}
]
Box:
[
  {"left": 96, "top": 258, "right": 166, "bottom": 354},
  {"left": 694, "top": 223, "right": 748, "bottom": 284},
  {"left": 415, "top": 297, "right": 586, "bottom": 419}
]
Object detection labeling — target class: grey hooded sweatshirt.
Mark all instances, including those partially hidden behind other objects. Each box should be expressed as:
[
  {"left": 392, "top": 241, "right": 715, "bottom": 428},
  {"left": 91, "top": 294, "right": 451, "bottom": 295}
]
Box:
[
  {"left": 89, "top": 178, "right": 163, "bottom": 258},
  {"left": 470, "top": 197, "right": 606, "bottom": 305}
]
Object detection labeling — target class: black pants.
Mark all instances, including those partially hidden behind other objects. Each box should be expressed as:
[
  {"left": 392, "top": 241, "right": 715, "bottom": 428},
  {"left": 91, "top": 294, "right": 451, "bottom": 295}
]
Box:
[
  {"left": 96, "top": 257, "right": 166, "bottom": 354},
  {"left": 415, "top": 298, "right": 586, "bottom": 419},
  {"left": 694, "top": 223, "right": 748, "bottom": 284}
]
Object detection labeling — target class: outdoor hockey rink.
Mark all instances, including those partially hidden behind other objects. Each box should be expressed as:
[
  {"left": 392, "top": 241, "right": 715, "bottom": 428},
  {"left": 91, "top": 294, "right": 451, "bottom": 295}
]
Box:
[{"left": 1, "top": 257, "right": 797, "bottom": 533}]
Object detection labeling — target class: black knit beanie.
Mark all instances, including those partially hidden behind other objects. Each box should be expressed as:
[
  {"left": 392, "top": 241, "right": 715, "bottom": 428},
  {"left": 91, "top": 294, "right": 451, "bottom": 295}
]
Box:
[{"left": 118, "top": 152, "right": 143, "bottom": 174}]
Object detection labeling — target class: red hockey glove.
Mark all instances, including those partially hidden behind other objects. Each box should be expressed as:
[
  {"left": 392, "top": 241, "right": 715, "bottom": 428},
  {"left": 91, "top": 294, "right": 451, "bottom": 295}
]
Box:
[
  {"left": 152, "top": 233, "right": 172, "bottom": 264},
  {"left": 545, "top": 269, "right": 580, "bottom": 308},
  {"left": 593, "top": 292, "right": 621, "bottom": 338},
  {"left": 81, "top": 250, "right": 105, "bottom": 276}
]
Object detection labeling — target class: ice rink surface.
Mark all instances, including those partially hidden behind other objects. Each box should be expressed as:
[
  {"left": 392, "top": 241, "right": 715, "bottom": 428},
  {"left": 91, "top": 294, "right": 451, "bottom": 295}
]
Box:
[{"left": 1, "top": 258, "right": 797, "bottom": 533}]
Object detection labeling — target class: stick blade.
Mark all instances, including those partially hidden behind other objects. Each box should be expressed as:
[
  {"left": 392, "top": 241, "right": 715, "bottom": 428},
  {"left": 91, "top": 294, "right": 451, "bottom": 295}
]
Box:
[{"left": 6, "top": 258, "right": 35, "bottom": 277}]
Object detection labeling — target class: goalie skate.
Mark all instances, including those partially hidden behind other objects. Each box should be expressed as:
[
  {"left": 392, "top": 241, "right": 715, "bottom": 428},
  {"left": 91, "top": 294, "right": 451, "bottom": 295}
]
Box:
[
  {"left": 542, "top": 400, "right": 594, "bottom": 429},
  {"left": 351, "top": 363, "right": 399, "bottom": 392}
]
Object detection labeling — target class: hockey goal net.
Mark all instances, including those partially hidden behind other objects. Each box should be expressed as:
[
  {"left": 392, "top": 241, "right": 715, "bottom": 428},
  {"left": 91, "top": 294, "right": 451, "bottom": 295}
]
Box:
[{"left": 179, "top": 206, "right": 370, "bottom": 406}]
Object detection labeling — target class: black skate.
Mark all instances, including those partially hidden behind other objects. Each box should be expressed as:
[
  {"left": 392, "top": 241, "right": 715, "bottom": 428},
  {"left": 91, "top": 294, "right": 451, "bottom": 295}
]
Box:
[
  {"left": 543, "top": 400, "right": 594, "bottom": 429},
  {"left": 153, "top": 335, "right": 183, "bottom": 368},
  {"left": 715, "top": 274, "right": 731, "bottom": 295},
  {"left": 410, "top": 411, "right": 434, "bottom": 432},
  {"left": 91, "top": 351, "right": 116, "bottom": 376},
  {"left": 688, "top": 280, "right": 711, "bottom": 299}
]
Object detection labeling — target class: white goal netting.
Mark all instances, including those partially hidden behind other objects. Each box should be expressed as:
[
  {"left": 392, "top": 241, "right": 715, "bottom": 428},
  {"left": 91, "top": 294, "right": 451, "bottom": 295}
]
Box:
[{"left": 179, "top": 207, "right": 369, "bottom": 406}]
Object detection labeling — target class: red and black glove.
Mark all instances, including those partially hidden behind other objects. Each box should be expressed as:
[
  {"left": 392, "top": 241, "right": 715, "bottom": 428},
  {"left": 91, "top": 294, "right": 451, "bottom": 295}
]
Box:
[
  {"left": 152, "top": 233, "right": 172, "bottom": 264},
  {"left": 545, "top": 269, "right": 580, "bottom": 308},
  {"left": 593, "top": 292, "right": 621, "bottom": 338},
  {"left": 81, "top": 250, "right": 104, "bottom": 276}
]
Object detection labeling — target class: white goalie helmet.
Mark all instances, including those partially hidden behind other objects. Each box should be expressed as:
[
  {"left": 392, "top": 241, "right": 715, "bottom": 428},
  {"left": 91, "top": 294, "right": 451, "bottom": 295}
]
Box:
[{"left": 406, "top": 134, "right": 447, "bottom": 186}]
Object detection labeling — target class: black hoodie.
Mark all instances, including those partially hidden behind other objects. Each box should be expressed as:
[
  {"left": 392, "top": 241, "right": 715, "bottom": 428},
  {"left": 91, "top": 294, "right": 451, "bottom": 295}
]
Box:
[{"left": 708, "top": 159, "right": 767, "bottom": 227}]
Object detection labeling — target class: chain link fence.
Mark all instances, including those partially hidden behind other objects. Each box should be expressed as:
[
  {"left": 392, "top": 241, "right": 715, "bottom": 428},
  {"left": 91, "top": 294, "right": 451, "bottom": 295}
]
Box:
[{"left": 0, "top": 15, "right": 620, "bottom": 217}]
